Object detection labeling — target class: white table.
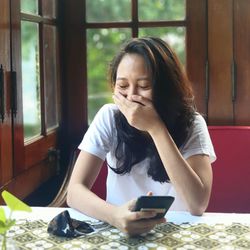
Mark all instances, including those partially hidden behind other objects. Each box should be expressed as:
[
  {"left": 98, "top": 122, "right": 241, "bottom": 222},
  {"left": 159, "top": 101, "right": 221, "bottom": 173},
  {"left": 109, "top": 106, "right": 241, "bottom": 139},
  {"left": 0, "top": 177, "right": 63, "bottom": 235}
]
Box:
[
  {"left": 3, "top": 206, "right": 250, "bottom": 250},
  {"left": 9, "top": 206, "right": 250, "bottom": 225}
]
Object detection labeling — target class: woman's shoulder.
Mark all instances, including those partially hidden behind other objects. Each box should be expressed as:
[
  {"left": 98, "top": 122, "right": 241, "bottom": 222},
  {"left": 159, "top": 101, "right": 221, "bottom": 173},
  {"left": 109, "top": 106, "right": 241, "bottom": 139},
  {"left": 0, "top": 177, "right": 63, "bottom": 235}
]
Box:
[
  {"left": 98, "top": 103, "right": 118, "bottom": 114},
  {"left": 192, "top": 112, "right": 207, "bottom": 129},
  {"left": 182, "top": 112, "right": 209, "bottom": 145},
  {"left": 94, "top": 103, "right": 118, "bottom": 120},
  {"left": 89, "top": 103, "right": 119, "bottom": 134},
  {"left": 181, "top": 112, "right": 216, "bottom": 161},
  {"left": 79, "top": 103, "right": 118, "bottom": 159}
]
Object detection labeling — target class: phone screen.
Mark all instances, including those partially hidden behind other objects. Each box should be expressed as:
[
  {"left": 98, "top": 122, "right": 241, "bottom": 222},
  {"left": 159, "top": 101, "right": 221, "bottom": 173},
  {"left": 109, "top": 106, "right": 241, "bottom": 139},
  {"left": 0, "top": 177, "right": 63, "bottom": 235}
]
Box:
[{"left": 132, "top": 196, "right": 175, "bottom": 218}]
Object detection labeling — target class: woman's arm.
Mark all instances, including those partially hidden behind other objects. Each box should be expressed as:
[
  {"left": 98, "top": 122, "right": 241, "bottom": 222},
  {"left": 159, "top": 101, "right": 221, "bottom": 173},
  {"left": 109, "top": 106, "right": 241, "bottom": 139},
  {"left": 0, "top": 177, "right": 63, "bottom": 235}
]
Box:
[
  {"left": 113, "top": 93, "right": 213, "bottom": 215},
  {"left": 67, "top": 150, "right": 165, "bottom": 235},
  {"left": 148, "top": 122, "right": 212, "bottom": 215},
  {"left": 67, "top": 151, "right": 113, "bottom": 220}
]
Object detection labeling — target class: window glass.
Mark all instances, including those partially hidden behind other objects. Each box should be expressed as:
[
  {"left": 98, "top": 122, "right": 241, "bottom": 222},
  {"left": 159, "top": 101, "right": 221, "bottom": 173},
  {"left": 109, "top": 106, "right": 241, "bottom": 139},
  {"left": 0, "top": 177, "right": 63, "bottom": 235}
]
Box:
[
  {"left": 21, "top": 21, "right": 41, "bottom": 140},
  {"left": 86, "top": 0, "right": 130, "bottom": 22},
  {"left": 44, "top": 25, "right": 59, "bottom": 130},
  {"left": 138, "top": 0, "right": 186, "bottom": 21},
  {"left": 87, "top": 29, "right": 130, "bottom": 122},
  {"left": 139, "top": 27, "right": 186, "bottom": 65},
  {"left": 21, "top": 0, "right": 38, "bottom": 14}
]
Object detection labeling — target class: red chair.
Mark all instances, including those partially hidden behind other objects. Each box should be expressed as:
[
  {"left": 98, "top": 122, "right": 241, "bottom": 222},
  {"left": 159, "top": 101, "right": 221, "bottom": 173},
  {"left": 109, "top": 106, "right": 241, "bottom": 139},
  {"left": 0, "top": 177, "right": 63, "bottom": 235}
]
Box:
[
  {"left": 207, "top": 126, "right": 250, "bottom": 213},
  {"left": 49, "top": 148, "right": 108, "bottom": 207},
  {"left": 91, "top": 162, "right": 107, "bottom": 200}
]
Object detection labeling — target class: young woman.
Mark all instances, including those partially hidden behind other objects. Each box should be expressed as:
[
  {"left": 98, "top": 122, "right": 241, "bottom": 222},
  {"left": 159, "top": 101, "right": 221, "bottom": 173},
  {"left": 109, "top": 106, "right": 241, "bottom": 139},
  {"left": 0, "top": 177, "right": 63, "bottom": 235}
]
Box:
[{"left": 67, "top": 37, "right": 216, "bottom": 236}]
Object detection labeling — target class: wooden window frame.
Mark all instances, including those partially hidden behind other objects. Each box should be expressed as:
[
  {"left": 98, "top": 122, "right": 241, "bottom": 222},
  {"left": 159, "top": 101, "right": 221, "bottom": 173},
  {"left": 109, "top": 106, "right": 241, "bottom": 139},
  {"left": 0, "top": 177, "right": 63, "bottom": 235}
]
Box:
[{"left": 17, "top": 3, "right": 60, "bottom": 171}]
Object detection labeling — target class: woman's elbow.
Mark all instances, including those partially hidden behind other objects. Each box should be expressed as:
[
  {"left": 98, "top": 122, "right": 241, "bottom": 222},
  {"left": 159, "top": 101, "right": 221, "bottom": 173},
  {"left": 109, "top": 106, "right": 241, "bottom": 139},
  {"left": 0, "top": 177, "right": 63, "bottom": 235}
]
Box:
[
  {"left": 189, "top": 201, "right": 208, "bottom": 216},
  {"left": 189, "top": 208, "right": 204, "bottom": 216},
  {"left": 66, "top": 184, "right": 75, "bottom": 207}
]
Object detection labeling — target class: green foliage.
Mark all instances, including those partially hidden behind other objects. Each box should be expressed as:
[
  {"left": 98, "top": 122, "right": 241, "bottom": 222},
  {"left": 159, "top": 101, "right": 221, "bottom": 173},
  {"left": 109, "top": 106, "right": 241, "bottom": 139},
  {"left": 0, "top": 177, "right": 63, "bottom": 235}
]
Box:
[
  {"left": 86, "top": 0, "right": 131, "bottom": 22},
  {"left": 139, "top": 27, "right": 185, "bottom": 64},
  {"left": 21, "top": 21, "right": 41, "bottom": 140},
  {"left": 86, "top": 1, "right": 186, "bottom": 122},
  {"left": 0, "top": 191, "right": 31, "bottom": 248},
  {"left": 0, "top": 208, "right": 15, "bottom": 234},
  {"left": 21, "top": 0, "right": 38, "bottom": 14},
  {"left": 1, "top": 191, "right": 31, "bottom": 213},
  {"left": 138, "top": 0, "right": 185, "bottom": 21},
  {"left": 23, "top": 124, "right": 41, "bottom": 140},
  {"left": 87, "top": 28, "right": 130, "bottom": 121}
]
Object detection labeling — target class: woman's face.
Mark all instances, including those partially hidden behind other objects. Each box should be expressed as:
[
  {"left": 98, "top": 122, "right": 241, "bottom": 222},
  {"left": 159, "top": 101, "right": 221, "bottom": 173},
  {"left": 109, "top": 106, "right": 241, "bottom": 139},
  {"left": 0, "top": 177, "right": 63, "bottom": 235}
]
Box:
[{"left": 114, "top": 53, "right": 152, "bottom": 101}]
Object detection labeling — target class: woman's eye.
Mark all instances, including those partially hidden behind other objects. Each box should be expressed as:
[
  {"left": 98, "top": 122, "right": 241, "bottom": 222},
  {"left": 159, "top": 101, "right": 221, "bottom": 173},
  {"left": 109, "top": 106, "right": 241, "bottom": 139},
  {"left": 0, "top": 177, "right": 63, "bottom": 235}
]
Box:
[
  {"left": 118, "top": 85, "right": 128, "bottom": 89},
  {"left": 140, "top": 85, "right": 150, "bottom": 89}
]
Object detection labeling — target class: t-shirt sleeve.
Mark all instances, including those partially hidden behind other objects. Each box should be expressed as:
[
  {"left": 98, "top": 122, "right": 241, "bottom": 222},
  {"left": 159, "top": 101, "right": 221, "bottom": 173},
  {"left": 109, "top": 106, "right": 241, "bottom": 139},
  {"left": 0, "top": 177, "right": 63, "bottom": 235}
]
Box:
[
  {"left": 180, "top": 114, "right": 217, "bottom": 163},
  {"left": 78, "top": 104, "right": 116, "bottom": 160}
]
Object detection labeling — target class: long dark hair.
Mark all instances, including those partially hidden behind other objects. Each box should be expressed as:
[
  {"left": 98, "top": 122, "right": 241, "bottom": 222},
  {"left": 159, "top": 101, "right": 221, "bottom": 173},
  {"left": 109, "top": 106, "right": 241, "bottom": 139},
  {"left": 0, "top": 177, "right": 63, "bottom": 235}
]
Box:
[{"left": 108, "top": 37, "right": 195, "bottom": 182}]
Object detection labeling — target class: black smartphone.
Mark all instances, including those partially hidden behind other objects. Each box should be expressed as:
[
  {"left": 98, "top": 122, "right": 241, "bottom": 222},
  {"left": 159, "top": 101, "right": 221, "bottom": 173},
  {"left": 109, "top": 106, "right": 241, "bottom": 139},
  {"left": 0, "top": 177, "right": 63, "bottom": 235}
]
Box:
[{"left": 132, "top": 196, "right": 175, "bottom": 219}]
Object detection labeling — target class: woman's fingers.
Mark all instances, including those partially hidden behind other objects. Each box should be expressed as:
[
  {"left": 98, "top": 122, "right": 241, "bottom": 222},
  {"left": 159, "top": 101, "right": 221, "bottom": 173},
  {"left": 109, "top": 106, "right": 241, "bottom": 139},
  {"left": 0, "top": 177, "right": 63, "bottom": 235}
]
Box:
[
  {"left": 116, "top": 199, "right": 166, "bottom": 236},
  {"left": 128, "top": 199, "right": 137, "bottom": 211},
  {"left": 112, "top": 92, "right": 128, "bottom": 103},
  {"left": 131, "top": 94, "right": 152, "bottom": 106},
  {"left": 113, "top": 92, "right": 159, "bottom": 132},
  {"left": 130, "top": 210, "right": 157, "bottom": 220},
  {"left": 113, "top": 93, "right": 151, "bottom": 108},
  {"left": 113, "top": 93, "right": 133, "bottom": 114},
  {"left": 126, "top": 217, "right": 166, "bottom": 236},
  {"left": 129, "top": 209, "right": 166, "bottom": 222}
]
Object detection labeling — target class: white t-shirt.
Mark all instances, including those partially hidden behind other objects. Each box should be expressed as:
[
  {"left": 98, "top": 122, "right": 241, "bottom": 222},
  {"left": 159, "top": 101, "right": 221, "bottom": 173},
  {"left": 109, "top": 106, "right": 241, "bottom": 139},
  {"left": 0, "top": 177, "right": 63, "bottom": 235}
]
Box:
[{"left": 79, "top": 103, "right": 216, "bottom": 211}]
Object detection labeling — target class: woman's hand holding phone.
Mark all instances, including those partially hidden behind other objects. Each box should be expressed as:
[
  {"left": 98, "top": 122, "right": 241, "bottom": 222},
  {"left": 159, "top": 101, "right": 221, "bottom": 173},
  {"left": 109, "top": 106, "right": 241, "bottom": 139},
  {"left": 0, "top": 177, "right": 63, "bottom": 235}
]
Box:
[{"left": 110, "top": 198, "right": 166, "bottom": 236}]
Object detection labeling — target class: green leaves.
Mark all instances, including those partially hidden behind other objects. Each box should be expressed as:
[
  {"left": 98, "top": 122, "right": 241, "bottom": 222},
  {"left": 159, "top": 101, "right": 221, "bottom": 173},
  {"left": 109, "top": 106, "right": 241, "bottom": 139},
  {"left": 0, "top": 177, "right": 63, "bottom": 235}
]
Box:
[
  {"left": 0, "top": 190, "right": 32, "bottom": 236},
  {"left": 0, "top": 201, "right": 15, "bottom": 234},
  {"left": 0, "top": 207, "right": 8, "bottom": 234},
  {"left": 1, "top": 190, "right": 32, "bottom": 212},
  {"left": 0, "top": 207, "right": 6, "bottom": 224},
  {"left": 0, "top": 218, "right": 15, "bottom": 234}
]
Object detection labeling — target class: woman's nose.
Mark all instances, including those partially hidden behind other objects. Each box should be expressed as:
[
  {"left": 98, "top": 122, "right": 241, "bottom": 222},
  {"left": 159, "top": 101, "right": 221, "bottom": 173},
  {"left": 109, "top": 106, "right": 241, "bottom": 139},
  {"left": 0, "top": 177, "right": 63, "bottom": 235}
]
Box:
[{"left": 127, "top": 86, "right": 137, "bottom": 100}]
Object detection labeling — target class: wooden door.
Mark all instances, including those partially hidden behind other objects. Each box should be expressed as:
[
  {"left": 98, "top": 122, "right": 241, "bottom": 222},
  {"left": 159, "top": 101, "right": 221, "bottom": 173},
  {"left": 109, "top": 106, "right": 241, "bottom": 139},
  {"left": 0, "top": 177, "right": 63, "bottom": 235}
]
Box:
[
  {"left": 207, "top": 0, "right": 234, "bottom": 125},
  {"left": 0, "top": 0, "right": 62, "bottom": 202},
  {"left": 207, "top": 0, "right": 250, "bottom": 125},
  {"left": 0, "top": 0, "right": 13, "bottom": 188},
  {"left": 186, "top": 0, "right": 207, "bottom": 118},
  {"left": 234, "top": 0, "right": 250, "bottom": 125}
]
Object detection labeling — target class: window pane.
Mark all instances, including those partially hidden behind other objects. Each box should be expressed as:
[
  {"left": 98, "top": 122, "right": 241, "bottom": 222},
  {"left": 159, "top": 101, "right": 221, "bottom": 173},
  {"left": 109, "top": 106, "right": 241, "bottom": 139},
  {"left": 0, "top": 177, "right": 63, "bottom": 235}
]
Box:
[
  {"left": 42, "top": 0, "right": 57, "bottom": 18},
  {"left": 87, "top": 29, "right": 130, "bottom": 122},
  {"left": 139, "top": 27, "right": 186, "bottom": 65},
  {"left": 138, "top": 0, "right": 186, "bottom": 21},
  {"left": 44, "top": 25, "right": 59, "bottom": 130},
  {"left": 21, "top": 0, "right": 38, "bottom": 14},
  {"left": 86, "top": 0, "right": 130, "bottom": 22},
  {"left": 21, "top": 21, "right": 41, "bottom": 140}
]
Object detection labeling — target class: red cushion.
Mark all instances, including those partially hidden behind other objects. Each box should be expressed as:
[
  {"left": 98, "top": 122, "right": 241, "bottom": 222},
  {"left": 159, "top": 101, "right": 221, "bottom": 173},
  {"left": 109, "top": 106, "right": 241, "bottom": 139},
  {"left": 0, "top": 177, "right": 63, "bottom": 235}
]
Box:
[
  {"left": 207, "top": 126, "right": 250, "bottom": 212},
  {"left": 91, "top": 162, "right": 107, "bottom": 200}
]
